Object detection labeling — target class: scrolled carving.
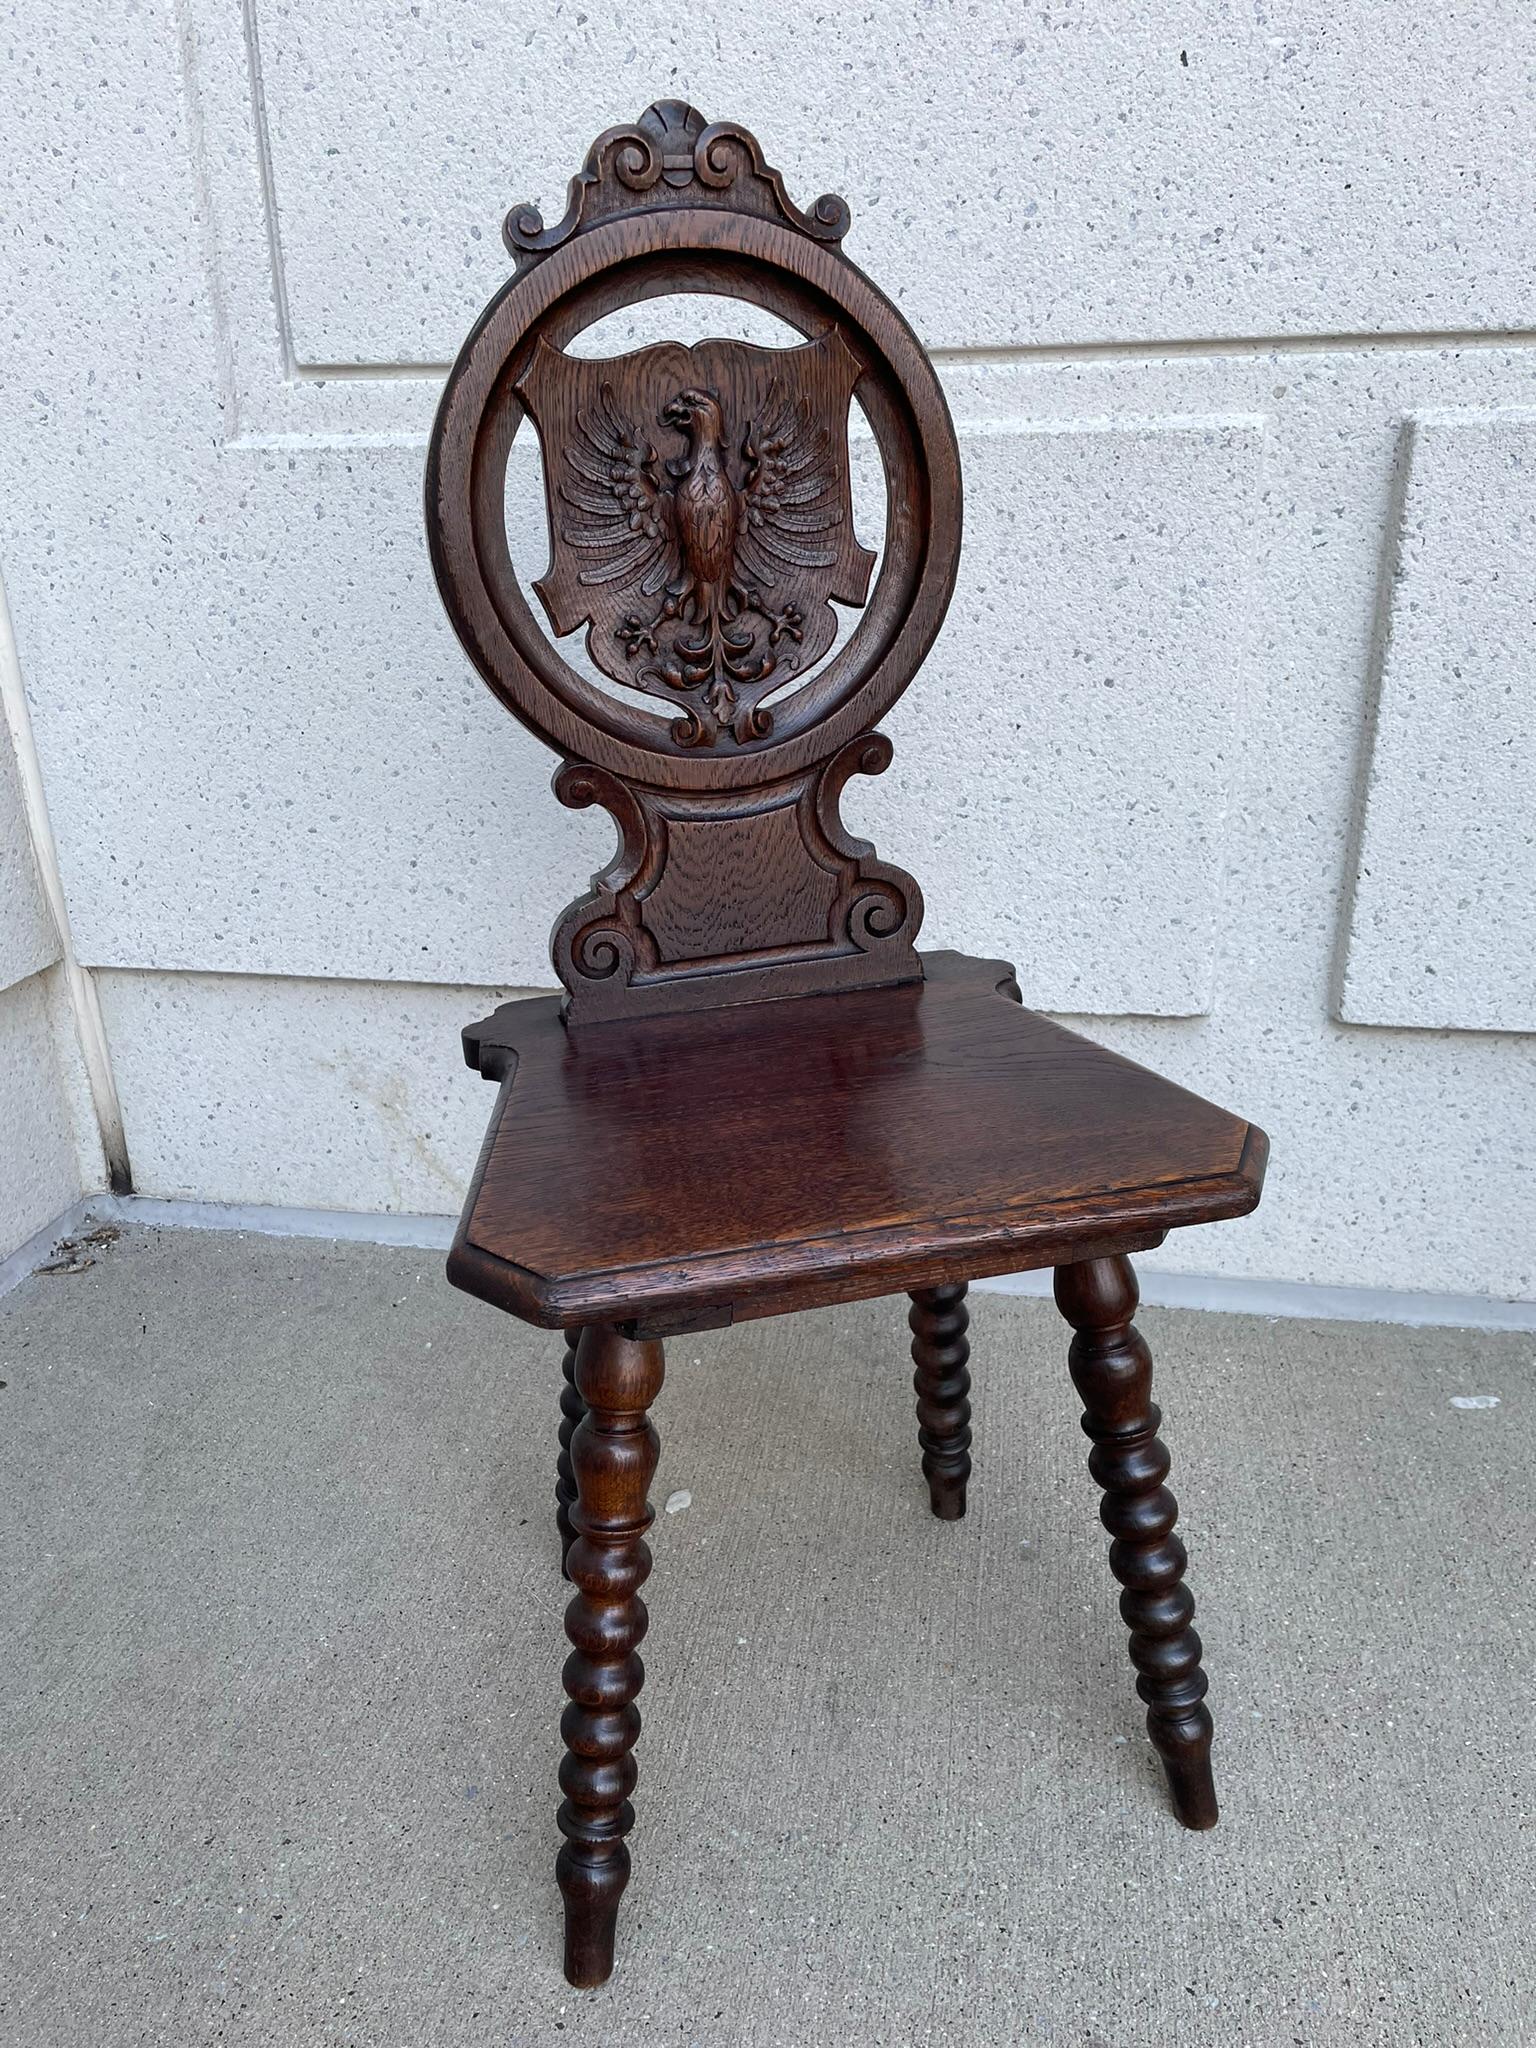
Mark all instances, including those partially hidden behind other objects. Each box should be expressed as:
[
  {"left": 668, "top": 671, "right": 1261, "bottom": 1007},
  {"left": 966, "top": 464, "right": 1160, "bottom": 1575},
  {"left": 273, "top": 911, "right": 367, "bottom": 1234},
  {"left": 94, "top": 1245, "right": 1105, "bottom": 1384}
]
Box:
[
  {"left": 549, "top": 736, "right": 921, "bottom": 1024},
  {"left": 848, "top": 883, "right": 909, "bottom": 944},
  {"left": 504, "top": 101, "right": 852, "bottom": 269},
  {"left": 804, "top": 731, "right": 923, "bottom": 960},
  {"left": 503, "top": 119, "right": 664, "bottom": 263},
  {"left": 808, "top": 191, "right": 854, "bottom": 239},
  {"left": 811, "top": 730, "right": 894, "bottom": 851},
  {"left": 429, "top": 107, "right": 963, "bottom": 797},
  {"left": 554, "top": 760, "right": 649, "bottom": 882},
  {"left": 613, "top": 135, "right": 665, "bottom": 194},
  {"left": 551, "top": 762, "right": 661, "bottom": 990},
  {"left": 430, "top": 108, "right": 964, "bottom": 1027}
]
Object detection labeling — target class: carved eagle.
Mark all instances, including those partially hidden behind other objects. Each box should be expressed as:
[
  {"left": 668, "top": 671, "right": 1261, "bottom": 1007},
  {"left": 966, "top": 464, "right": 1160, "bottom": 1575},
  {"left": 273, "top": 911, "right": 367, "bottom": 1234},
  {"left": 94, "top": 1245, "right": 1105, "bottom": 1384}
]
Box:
[{"left": 517, "top": 329, "right": 875, "bottom": 745}]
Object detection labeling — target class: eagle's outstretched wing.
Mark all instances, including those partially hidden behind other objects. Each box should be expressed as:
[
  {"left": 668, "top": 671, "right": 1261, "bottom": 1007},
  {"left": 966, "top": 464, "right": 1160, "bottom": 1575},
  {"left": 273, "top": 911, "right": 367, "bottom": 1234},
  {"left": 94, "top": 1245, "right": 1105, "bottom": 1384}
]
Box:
[
  {"left": 558, "top": 385, "right": 680, "bottom": 594},
  {"left": 734, "top": 385, "right": 846, "bottom": 591},
  {"left": 518, "top": 331, "right": 872, "bottom": 736}
]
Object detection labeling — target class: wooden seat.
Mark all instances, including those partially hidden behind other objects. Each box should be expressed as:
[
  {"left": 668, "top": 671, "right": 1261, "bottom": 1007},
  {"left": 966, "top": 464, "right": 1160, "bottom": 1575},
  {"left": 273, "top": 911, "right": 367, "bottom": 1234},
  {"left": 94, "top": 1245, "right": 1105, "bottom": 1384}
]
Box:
[
  {"left": 450, "top": 950, "right": 1265, "bottom": 1334},
  {"left": 424, "top": 99, "right": 1268, "bottom": 1990}
]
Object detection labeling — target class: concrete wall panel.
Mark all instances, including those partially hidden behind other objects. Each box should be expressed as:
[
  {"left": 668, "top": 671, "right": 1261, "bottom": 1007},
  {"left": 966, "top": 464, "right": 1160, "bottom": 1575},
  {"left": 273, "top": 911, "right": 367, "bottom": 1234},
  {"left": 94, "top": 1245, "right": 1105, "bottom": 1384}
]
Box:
[
  {"left": 0, "top": 1, "right": 1532, "bottom": 1297},
  {"left": 1340, "top": 414, "right": 1536, "bottom": 1032}
]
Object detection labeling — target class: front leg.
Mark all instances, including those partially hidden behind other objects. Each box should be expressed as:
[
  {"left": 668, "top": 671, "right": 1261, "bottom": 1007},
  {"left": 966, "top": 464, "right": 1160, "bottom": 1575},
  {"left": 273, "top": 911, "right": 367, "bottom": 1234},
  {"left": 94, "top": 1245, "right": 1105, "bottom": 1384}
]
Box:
[
  {"left": 1053, "top": 1255, "right": 1218, "bottom": 1830},
  {"left": 908, "top": 1284, "right": 972, "bottom": 1519},
  {"left": 555, "top": 1326, "right": 585, "bottom": 1578},
  {"left": 557, "top": 1323, "right": 665, "bottom": 1985}
]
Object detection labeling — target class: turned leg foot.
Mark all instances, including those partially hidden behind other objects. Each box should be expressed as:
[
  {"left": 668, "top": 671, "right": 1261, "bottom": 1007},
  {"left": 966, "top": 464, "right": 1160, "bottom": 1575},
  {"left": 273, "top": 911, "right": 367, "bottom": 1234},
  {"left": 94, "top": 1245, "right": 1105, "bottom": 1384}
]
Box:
[
  {"left": 557, "top": 1322, "right": 665, "bottom": 1985},
  {"left": 1053, "top": 1255, "right": 1218, "bottom": 1830},
  {"left": 908, "top": 1283, "right": 972, "bottom": 1520},
  {"left": 555, "top": 1326, "right": 585, "bottom": 1578}
]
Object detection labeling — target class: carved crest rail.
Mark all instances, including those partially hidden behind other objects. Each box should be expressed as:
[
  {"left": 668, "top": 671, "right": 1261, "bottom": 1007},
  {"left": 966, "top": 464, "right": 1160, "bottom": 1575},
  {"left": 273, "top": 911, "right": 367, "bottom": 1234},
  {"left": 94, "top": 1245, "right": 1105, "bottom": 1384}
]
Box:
[{"left": 426, "top": 97, "right": 961, "bottom": 1018}]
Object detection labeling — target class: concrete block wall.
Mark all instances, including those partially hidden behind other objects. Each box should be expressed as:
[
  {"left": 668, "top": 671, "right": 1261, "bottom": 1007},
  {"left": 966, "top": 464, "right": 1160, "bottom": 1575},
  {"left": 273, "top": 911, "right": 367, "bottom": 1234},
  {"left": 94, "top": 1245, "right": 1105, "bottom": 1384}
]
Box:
[
  {"left": 0, "top": 608, "right": 96, "bottom": 1258},
  {"left": 0, "top": 2, "right": 1531, "bottom": 1298}
]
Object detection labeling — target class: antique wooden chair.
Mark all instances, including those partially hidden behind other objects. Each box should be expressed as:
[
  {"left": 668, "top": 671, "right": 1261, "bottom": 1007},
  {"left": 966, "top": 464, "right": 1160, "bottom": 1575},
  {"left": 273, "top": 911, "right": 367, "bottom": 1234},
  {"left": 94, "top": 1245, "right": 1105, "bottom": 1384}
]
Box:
[{"left": 425, "top": 101, "right": 1268, "bottom": 1988}]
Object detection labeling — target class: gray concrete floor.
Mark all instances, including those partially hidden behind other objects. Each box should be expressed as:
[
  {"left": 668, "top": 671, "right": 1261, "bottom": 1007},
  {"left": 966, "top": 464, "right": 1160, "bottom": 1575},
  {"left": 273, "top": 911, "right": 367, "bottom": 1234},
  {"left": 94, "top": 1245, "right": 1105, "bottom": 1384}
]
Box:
[{"left": 1, "top": 1226, "right": 1532, "bottom": 2047}]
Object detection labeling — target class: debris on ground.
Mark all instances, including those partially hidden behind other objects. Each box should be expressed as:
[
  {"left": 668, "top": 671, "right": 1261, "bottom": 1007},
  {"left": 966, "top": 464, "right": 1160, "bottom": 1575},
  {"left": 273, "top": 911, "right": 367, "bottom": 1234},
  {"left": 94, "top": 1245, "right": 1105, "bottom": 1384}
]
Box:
[{"left": 35, "top": 1222, "right": 121, "bottom": 1277}]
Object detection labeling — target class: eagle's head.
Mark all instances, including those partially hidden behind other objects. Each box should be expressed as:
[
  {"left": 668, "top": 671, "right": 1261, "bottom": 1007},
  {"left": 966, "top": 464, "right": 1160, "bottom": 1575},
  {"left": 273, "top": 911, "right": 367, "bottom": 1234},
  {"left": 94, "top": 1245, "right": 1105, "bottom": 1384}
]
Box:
[{"left": 660, "top": 387, "right": 725, "bottom": 441}]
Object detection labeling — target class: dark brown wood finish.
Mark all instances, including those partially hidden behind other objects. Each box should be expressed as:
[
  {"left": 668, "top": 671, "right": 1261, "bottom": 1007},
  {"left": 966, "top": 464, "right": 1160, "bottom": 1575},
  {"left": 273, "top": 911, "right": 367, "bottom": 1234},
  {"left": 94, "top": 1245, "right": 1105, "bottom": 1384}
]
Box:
[
  {"left": 908, "top": 1283, "right": 972, "bottom": 1520},
  {"left": 555, "top": 1325, "right": 585, "bottom": 1576},
  {"left": 558, "top": 1323, "right": 665, "bottom": 1985},
  {"left": 1054, "top": 1255, "right": 1218, "bottom": 1830},
  {"left": 425, "top": 102, "right": 1269, "bottom": 1986},
  {"left": 426, "top": 97, "right": 957, "bottom": 1023},
  {"left": 449, "top": 951, "right": 1264, "bottom": 1333},
  {"left": 517, "top": 325, "right": 875, "bottom": 748},
  {"left": 546, "top": 734, "right": 923, "bottom": 1023}
]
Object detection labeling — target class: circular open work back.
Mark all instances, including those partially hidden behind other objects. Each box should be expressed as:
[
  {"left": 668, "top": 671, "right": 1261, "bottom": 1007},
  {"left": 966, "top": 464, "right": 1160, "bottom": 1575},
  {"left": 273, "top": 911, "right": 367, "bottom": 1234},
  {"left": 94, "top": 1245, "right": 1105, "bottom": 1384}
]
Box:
[{"left": 426, "top": 101, "right": 963, "bottom": 793}]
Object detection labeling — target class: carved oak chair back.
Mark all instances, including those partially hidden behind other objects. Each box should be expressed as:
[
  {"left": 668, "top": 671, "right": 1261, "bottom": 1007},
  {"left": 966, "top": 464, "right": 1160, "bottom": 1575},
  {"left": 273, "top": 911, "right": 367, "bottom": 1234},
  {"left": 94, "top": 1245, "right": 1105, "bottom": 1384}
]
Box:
[
  {"left": 426, "top": 97, "right": 958, "bottom": 1022},
  {"left": 424, "top": 101, "right": 1267, "bottom": 1993}
]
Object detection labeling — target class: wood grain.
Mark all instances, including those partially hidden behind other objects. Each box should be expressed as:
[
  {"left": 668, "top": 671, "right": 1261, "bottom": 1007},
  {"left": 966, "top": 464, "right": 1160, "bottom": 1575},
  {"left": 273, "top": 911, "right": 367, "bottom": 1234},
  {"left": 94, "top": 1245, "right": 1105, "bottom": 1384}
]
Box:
[
  {"left": 426, "top": 99, "right": 1269, "bottom": 1988},
  {"left": 425, "top": 95, "right": 959, "bottom": 1020},
  {"left": 450, "top": 951, "right": 1266, "bottom": 1331}
]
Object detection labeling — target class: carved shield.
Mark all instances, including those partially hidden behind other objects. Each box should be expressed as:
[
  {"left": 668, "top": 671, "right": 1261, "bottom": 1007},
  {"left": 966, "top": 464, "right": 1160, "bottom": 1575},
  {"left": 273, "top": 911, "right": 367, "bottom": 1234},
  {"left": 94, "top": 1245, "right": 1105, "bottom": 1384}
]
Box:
[{"left": 516, "top": 327, "right": 875, "bottom": 745}]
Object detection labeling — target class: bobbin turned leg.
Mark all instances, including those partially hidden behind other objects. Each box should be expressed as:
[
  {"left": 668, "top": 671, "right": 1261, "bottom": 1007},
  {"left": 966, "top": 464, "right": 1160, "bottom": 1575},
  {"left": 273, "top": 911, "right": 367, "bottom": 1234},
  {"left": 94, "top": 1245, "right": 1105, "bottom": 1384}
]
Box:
[
  {"left": 555, "top": 1326, "right": 585, "bottom": 1578},
  {"left": 557, "top": 1323, "right": 665, "bottom": 1986},
  {"left": 907, "top": 1284, "right": 972, "bottom": 1519},
  {"left": 1053, "top": 1255, "right": 1218, "bottom": 1830}
]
